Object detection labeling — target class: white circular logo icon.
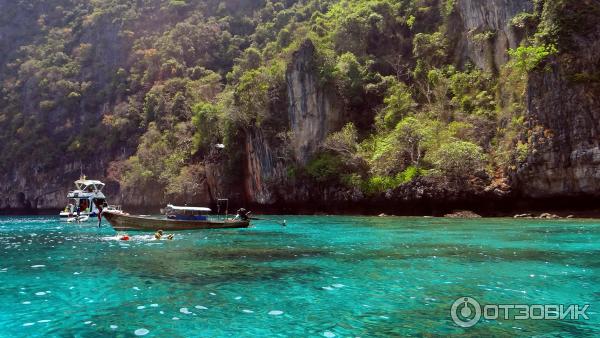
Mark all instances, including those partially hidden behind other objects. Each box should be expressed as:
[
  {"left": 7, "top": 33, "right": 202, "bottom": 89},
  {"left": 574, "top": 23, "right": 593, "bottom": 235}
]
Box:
[{"left": 451, "top": 297, "right": 481, "bottom": 328}]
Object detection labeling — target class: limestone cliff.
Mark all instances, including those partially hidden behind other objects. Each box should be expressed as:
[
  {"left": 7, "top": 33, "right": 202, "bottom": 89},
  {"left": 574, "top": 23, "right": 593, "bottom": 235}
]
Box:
[
  {"left": 516, "top": 1, "right": 600, "bottom": 197},
  {"left": 243, "top": 128, "right": 284, "bottom": 204},
  {"left": 2, "top": 0, "right": 600, "bottom": 215},
  {"left": 286, "top": 40, "right": 343, "bottom": 165},
  {"left": 242, "top": 40, "right": 343, "bottom": 204},
  {"left": 0, "top": 161, "right": 107, "bottom": 211},
  {"left": 453, "top": 0, "right": 534, "bottom": 72}
]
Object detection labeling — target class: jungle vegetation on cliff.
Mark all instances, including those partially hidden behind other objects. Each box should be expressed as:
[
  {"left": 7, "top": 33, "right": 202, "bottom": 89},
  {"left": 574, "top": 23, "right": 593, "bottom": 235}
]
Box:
[{"left": 1, "top": 0, "right": 596, "bottom": 208}]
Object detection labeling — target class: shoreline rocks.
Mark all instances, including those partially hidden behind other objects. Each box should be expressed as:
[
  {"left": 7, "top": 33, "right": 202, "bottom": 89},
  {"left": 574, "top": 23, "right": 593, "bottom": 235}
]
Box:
[
  {"left": 515, "top": 213, "right": 564, "bottom": 219},
  {"left": 444, "top": 210, "right": 482, "bottom": 218},
  {"left": 538, "top": 213, "right": 561, "bottom": 219}
]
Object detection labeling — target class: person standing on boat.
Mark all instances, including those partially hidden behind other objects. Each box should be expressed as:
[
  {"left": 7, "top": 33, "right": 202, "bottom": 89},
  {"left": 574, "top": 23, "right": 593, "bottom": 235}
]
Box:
[
  {"left": 235, "top": 208, "right": 250, "bottom": 221},
  {"left": 76, "top": 204, "right": 81, "bottom": 223}
]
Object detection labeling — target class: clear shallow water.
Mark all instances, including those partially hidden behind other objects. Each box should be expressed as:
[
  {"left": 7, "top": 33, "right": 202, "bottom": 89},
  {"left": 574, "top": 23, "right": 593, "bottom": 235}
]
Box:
[{"left": 0, "top": 216, "right": 598, "bottom": 337}]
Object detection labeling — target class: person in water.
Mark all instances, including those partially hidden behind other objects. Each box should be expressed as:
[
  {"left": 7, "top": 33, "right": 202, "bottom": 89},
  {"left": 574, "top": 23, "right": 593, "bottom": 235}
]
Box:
[{"left": 154, "top": 230, "right": 174, "bottom": 240}]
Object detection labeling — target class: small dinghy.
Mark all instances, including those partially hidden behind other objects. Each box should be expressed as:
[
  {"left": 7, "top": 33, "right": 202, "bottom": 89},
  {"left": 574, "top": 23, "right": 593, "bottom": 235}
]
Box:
[{"left": 67, "top": 215, "right": 90, "bottom": 223}]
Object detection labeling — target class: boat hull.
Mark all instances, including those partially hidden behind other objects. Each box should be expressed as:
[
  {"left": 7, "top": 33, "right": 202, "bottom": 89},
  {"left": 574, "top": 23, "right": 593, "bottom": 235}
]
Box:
[{"left": 102, "top": 211, "right": 250, "bottom": 231}]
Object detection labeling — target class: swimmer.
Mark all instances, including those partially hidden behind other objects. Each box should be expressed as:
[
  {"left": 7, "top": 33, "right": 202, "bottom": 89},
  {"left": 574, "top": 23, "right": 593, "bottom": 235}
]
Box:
[
  {"left": 167, "top": 234, "right": 174, "bottom": 240},
  {"left": 154, "top": 230, "right": 163, "bottom": 240}
]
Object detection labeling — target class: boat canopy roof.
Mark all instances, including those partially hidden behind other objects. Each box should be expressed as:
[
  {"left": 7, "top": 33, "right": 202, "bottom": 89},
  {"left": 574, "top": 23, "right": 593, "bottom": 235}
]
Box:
[
  {"left": 166, "top": 204, "right": 211, "bottom": 212},
  {"left": 74, "top": 180, "right": 105, "bottom": 191}
]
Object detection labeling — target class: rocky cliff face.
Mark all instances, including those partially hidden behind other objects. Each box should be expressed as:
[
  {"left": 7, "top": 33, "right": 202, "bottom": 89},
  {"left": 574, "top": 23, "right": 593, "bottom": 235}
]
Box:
[
  {"left": 243, "top": 128, "right": 284, "bottom": 204},
  {"left": 516, "top": 2, "right": 600, "bottom": 197},
  {"left": 0, "top": 0, "right": 132, "bottom": 212},
  {"left": 0, "top": 161, "right": 106, "bottom": 210},
  {"left": 286, "top": 40, "right": 343, "bottom": 164},
  {"left": 3, "top": 1, "right": 600, "bottom": 215},
  {"left": 454, "top": 0, "right": 534, "bottom": 72},
  {"left": 242, "top": 40, "right": 343, "bottom": 204}
]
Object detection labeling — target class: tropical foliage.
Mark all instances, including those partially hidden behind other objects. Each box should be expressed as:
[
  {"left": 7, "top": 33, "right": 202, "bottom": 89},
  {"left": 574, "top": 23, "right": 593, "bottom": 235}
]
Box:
[{"left": 0, "top": 0, "right": 569, "bottom": 198}]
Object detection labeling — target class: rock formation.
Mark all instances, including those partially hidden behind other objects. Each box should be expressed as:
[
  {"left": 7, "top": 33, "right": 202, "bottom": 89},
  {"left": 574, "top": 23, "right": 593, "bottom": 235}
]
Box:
[
  {"left": 516, "top": 2, "right": 600, "bottom": 197},
  {"left": 286, "top": 40, "right": 343, "bottom": 165},
  {"left": 453, "top": 0, "right": 534, "bottom": 72},
  {"left": 2, "top": 1, "right": 600, "bottom": 215}
]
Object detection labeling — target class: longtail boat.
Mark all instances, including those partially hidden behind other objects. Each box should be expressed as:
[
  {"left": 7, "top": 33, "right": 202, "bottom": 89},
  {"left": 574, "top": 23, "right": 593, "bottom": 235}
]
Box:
[{"left": 102, "top": 203, "right": 250, "bottom": 231}]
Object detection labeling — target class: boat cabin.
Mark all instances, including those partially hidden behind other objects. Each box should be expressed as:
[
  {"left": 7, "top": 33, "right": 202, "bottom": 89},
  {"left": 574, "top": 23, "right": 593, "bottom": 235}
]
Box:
[
  {"left": 64, "top": 197, "right": 105, "bottom": 214},
  {"left": 165, "top": 205, "right": 212, "bottom": 221}
]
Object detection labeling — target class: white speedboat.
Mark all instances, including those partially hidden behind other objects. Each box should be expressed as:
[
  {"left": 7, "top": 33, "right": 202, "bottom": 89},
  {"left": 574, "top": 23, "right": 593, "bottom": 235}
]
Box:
[{"left": 59, "top": 178, "right": 107, "bottom": 221}]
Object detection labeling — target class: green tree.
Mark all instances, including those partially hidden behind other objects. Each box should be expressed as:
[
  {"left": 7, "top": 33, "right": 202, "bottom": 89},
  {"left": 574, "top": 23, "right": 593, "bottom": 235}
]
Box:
[
  {"left": 366, "top": 115, "right": 439, "bottom": 175},
  {"left": 192, "top": 102, "right": 222, "bottom": 154},
  {"left": 427, "top": 141, "right": 486, "bottom": 179},
  {"left": 322, "top": 122, "right": 367, "bottom": 171},
  {"left": 413, "top": 32, "right": 448, "bottom": 68},
  {"left": 333, "top": 52, "right": 366, "bottom": 106},
  {"left": 306, "top": 153, "right": 344, "bottom": 183},
  {"left": 378, "top": 81, "right": 415, "bottom": 130},
  {"left": 508, "top": 44, "right": 557, "bottom": 73},
  {"left": 393, "top": 116, "right": 438, "bottom": 167}
]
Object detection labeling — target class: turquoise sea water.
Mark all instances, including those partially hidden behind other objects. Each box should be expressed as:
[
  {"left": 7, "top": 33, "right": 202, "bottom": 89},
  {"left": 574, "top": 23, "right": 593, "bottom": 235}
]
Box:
[{"left": 0, "top": 216, "right": 598, "bottom": 337}]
